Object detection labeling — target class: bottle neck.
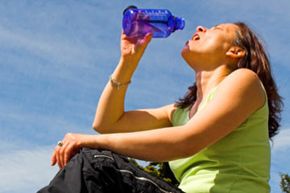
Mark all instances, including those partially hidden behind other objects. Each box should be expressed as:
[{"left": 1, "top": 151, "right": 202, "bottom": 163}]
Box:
[{"left": 173, "top": 17, "right": 185, "bottom": 31}]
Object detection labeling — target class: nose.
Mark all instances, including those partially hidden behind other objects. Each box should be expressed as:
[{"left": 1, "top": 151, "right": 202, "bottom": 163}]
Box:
[{"left": 196, "top": 25, "right": 207, "bottom": 32}]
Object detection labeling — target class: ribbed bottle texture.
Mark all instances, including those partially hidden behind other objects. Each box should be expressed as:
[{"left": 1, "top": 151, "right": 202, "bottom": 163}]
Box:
[{"left": 122, "top": 6, "right": 185, "bottom": 38}]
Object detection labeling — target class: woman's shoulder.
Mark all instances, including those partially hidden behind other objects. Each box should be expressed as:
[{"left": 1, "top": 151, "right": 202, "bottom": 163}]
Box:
[
  {"left": 229, "top": 68, "right": 259, "bottom": 81},
  {"left": 217, "top": 68, "right": 266, "bottom": 110},
  {"left": 222, "top": 68, "right": 262, "bottom": 89}
]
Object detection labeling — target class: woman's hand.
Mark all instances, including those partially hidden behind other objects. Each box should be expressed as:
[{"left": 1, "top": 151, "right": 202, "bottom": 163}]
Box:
[
  {"left": 51, "top": 133, "right": 94, "bottom": 169},
  {"left": 120, "top": 32, "right": 152, "bottom": 66}
]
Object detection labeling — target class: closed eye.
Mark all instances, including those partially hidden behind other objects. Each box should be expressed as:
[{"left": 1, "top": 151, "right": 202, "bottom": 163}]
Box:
[{"left": 211, "top": 25, "right": 223, "bottom": 31}]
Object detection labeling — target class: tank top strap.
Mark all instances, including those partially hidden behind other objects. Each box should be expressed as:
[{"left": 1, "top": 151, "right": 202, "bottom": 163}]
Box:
[{"left": 197, "top": 85, "right": 219, "bottom": 112}]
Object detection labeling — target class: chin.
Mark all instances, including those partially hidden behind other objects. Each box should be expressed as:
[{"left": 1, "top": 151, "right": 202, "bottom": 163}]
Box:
[
  {"left": 181, "top": 48, "right": 191, "bottom": 64},
  {"left": 181, "top": 50, "right": 197, "bottom": 71},
  {"left": 181, "top": 46, "right": 188, "bottom": 59}
]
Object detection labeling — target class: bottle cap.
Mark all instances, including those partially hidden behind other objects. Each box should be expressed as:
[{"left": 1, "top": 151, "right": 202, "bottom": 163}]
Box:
[
  {"left": 174, "top": 17, "right": 185, "bottom": 30},
  {"left": 123, "top": 5, "right": 138, "bottom": 15}
]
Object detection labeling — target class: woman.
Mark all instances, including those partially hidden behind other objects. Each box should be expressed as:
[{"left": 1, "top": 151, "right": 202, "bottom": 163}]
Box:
[{"left": 38, "top": 22, "right": 283, "bottom": 193}]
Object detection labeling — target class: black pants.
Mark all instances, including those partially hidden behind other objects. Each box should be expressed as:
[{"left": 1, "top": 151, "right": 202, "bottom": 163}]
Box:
[{"left": 37, "top": 148, "right": 184, "bottom": 193}]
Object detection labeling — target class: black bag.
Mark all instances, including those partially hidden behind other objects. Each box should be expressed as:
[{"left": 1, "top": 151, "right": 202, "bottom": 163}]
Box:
[{"left": 37, "top": 148, "right": 184, "bottom": 193}]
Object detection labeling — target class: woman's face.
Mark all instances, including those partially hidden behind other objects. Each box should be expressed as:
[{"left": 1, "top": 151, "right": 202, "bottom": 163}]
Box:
[{"left": 182, "top": 23, "right": 239, "bottom": 70}]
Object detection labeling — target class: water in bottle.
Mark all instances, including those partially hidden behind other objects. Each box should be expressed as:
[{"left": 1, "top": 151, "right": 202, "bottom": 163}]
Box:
[{"left": 122, "top": 6, "right": 185, "bottom": 38}]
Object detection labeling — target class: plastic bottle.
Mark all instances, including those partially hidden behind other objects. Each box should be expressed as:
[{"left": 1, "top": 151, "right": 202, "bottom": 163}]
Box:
[{"left": 122, "top": 6, "right": 185, "bottom": 38}]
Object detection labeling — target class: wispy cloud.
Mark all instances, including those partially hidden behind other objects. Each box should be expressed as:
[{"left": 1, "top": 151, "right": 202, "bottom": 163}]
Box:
[
  {"left": 0, "top": 25, "right": 93, "bottom": 67},
  {"left": 0, "top": 143, "right": 58, "bottom": 193},
  {"left": 270, "top": 128, "right": 290, "bottom": 193},
  {"left": 0, "top": 99, "right": 96, "bottom": 144},
  {"left": 272, "top": 128, "right": 290, "bottom": 151}
]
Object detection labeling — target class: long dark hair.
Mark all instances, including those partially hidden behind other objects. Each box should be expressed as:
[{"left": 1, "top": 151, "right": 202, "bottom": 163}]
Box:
[{"left": 175, "top": 22, "right": 283, "bottom": 139}]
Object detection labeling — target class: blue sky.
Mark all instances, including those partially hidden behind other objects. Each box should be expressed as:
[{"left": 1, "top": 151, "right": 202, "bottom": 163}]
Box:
[{"left": 0, "top": 0, "right": 289, "bottom": 192}]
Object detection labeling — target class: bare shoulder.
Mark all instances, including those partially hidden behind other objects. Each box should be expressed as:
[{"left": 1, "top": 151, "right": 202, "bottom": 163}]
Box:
[
  {"left": 222, "top": 68, "right": 262, "bottom": 90},
  {"left": 228, "top": 68, "right": 260, "bottom": 82},
  {"left": 218, "top": 68, "right": 266, "bottom": 109},
  {"left": 182, "top": 69, "right": 267, "bottom": 154}
]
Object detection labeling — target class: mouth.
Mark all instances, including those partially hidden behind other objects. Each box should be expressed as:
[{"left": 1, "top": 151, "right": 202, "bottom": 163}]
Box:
[{"left": 192, "top": 33, "right": 200, "bottom": 40}]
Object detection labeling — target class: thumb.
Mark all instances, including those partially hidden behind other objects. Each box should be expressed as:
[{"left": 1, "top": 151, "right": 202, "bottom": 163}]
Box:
[
  {"left": 50, "top": 151, "right": 57, "bottom": 166},
  {"left": 135, "top": 33, "right": 152, "bottom": 53},
  {"left": 140, "top": 33, "right": 152, "bottom": 46}
]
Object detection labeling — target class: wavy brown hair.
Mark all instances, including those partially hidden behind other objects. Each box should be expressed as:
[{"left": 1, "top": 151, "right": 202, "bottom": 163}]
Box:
[{"left": 175, "top": 22, "right": 283, "bottom": 139}]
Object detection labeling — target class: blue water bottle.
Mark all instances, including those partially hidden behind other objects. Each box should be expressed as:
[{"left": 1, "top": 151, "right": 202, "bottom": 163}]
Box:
[{"left": 122, "top": 6, "right": 185, "bottom": 38}]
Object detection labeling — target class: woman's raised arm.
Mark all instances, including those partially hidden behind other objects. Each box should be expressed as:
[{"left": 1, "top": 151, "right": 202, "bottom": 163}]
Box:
[{"left": 92, "top": 32, "right": 174, "bottom": 134}]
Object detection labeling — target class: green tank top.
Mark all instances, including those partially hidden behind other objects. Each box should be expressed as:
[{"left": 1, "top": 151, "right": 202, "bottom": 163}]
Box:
[{"left": 169, "top": 86, "right": 270, "bottom": 193}]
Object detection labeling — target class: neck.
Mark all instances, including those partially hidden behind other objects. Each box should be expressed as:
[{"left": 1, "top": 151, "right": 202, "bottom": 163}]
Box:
[{"left": 195, "top": 65, "right": 232, "bottom": 101}]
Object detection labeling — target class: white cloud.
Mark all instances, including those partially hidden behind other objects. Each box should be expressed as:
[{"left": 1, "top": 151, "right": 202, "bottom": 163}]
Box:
[
  {"left": 270, "top": 128, "right": 290, "bottom": 193},
  {"left": 0, "top": 25, "right": 93, "bottom": 67},
  {"left": 0, "top": 144, "right": 58, "bottom": 193},
  {"left": 272, "top": 128, "right": 290, "bottom": 151}
]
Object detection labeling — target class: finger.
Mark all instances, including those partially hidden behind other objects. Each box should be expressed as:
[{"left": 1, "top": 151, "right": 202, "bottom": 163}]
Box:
[
  {"left": 50, "top": 149, "right": 57, "bottom": 166},
  {"left": 121, "top": 31, "right": 133, "bottom": 41},
  {"left": 121, "top": 31, "right": 126, "bottom": 40},
  {"left": 138, "top": 33, "right": 152, "bottom": 44},
  {"left": 55, "top": 147, "right": 62, "bottom": 169},
  {"left": 64, "top": 143, "right": 75, "bottom": 166},
  {"left": 143, "top": 33, "right": 153, "bottom": 45},
  {"left": 136, "top": 33, "right": 152, "bottom": 49},
  {"left": 59, "top": 143, "right": 68, "bottom": 168}
]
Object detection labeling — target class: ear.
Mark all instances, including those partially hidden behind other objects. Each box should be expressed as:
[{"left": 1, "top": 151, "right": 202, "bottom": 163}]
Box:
[{"left": 226, "top": 46, "right": 246, "bottom": 59}]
